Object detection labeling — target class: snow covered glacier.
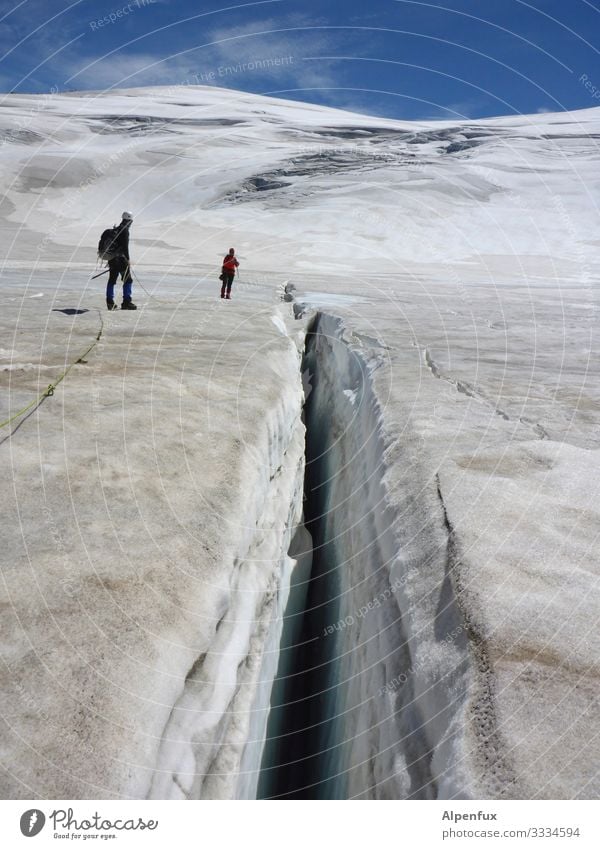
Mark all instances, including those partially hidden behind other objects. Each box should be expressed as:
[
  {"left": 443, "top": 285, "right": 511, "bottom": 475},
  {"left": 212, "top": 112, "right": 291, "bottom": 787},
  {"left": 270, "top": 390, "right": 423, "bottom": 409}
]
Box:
[{"left": 0, "top": 86, "right": 599, "bottom": 799}]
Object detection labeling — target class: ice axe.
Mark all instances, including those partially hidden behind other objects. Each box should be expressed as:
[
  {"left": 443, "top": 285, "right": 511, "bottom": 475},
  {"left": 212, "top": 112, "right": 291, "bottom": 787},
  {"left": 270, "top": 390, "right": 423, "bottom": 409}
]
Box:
[
  {"left": 91, "top": 261, "right": 133, "bottom": 281},
  {"left": 91, "top": 268, "right": 110, "bottom": 280}
]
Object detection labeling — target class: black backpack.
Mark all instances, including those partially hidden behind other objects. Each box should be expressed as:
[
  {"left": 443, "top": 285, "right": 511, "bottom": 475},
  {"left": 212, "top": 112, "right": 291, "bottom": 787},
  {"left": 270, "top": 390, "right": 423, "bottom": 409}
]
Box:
[{"left": 98, "top": 227, "right": 120, "bottom": 261}]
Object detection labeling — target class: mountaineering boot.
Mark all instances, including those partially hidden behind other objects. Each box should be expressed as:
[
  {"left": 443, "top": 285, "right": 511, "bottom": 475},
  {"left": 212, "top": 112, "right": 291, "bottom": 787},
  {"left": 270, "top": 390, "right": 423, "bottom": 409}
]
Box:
[
  {"left": 225, "top": 292, "right": 231, "bottom": 299},
  {"left": 220, "top": 285, "right": 226, "bottom": 298},
  {"left": 121, "top": 299, "right": 137, "bottom": 310},
  {"left": 106, "top": 300, "right": 117, "bottom": 311}
]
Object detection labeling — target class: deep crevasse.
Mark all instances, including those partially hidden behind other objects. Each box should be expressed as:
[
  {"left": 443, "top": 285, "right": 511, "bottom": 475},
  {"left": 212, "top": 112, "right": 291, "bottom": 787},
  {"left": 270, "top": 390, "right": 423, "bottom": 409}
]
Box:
[
  {"left": 148, "top": 308, "right": 477, "bottom": 800},
  {"left": 299, "top": 312, "right": 475, "bottom": 799},
  {"left": 148, "top": 323, "right": 307, "bottom": 801}
]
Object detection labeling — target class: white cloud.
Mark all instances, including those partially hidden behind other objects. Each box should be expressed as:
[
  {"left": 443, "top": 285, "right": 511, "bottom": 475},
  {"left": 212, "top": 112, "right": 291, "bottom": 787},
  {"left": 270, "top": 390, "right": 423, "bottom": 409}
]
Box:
[
  {"left": 59, "top": 51, "right": 187, "bottom": 89},
  {"left": 60, "top": 14, "right": 347, "bottom": 97},
  {"left": 190, "top": 15, "right": 344, "bottom": 94}
]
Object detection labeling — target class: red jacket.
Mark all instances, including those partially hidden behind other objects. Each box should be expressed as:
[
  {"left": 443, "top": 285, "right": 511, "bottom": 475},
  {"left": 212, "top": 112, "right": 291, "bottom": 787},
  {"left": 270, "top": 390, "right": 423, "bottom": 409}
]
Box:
[{"left": 222, "top": 254, "right": 239, "bottom": 273}]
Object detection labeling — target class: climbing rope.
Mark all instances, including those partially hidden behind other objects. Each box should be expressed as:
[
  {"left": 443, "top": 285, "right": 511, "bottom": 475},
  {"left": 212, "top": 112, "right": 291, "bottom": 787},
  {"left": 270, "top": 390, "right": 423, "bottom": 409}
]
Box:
[
  {"left": 98, "top": 262, "right": 197, "bottom": 304},
  {"left": 0, "top": 311, "right": 105, "bottom": 432},
  {"left": 99, "top": 262, "right": 245, "bottom": 304},
  {"left": 129, "top": 266, "right": 173, "bottom": 304}
]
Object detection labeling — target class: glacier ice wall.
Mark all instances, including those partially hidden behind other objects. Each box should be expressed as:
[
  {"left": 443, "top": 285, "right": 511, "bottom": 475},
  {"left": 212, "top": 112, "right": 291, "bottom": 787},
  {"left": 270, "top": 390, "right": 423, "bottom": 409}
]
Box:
[
  {"left": 148, "top": 355, "right": 306, "bottom": 800},
  {"left": 288, "top": 312, "right": 477, "bottom": 799}
]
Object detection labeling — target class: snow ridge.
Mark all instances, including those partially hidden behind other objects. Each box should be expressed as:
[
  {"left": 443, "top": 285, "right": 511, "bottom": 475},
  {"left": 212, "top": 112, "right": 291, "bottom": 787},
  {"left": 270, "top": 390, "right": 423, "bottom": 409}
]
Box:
[{"left": 423, "top": 347, "right": 549, "bottom": 439}]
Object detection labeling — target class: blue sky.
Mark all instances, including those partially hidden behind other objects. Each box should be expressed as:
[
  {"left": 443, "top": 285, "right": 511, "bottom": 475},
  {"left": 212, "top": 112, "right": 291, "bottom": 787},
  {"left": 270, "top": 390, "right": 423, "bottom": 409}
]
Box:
[{"left": 0, "top": 0, "right": 599, "bottom": 119}]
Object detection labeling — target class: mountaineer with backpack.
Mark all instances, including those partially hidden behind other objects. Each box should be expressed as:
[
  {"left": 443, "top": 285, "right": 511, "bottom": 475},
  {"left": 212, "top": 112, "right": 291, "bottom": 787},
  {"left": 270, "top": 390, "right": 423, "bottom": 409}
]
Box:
[
  {"left": 220, "top": 248, "right": 239, "bottom": 299},
  {"left": 98, "top": 212, "right": 137, "bottom": 310}
]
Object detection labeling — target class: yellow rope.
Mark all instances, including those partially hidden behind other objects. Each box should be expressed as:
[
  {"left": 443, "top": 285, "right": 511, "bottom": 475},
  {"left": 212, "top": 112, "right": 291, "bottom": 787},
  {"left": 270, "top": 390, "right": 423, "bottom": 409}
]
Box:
[{"left": 0, "top": 313, "right": 105, "bottom": 432}]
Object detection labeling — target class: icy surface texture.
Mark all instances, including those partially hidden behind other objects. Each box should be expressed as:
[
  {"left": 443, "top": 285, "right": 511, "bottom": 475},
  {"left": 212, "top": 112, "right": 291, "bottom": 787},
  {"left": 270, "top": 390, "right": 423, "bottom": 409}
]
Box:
[
  {"left": 293, "top": 299, "right": 600, "bottom": 799},
  {"left": 0, "top": 285, "right": 305, "bottom": 799},
  {"left": 1, "top": 85, "right": 599, "bottom": 799}
]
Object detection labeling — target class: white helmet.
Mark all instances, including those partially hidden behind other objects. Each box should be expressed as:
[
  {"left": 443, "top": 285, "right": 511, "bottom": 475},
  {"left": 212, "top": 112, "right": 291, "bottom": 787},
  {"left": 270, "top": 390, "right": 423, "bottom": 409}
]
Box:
[{"left": 122, "top": 211, "right": 133, "bottom": 221}]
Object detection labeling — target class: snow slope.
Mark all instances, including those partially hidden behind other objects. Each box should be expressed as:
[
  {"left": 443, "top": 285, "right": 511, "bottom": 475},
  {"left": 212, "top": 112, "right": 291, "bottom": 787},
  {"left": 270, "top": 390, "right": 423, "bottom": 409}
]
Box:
[
  {"left": 1, "top": 86, "right": 599, "bottom": 277},
  {"left": 1, "top": 85, "right": 599, "bottom": 799}
]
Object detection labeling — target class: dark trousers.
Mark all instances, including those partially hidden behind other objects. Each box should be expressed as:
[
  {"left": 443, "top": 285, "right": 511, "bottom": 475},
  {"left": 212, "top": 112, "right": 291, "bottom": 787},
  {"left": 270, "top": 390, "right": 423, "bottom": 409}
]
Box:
[
  {"left": 222, "top": 272, "right": 235, "bottom": 292},
  {"left": 107, "top": 257, "right": 132, "bottom": 302}
]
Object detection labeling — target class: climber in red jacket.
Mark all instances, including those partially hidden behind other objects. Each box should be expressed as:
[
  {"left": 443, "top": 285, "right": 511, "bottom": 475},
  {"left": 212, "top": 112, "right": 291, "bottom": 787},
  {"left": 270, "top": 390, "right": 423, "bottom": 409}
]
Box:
[{"left": 220, "top": 248, "right": 239, "bottom": 299}]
